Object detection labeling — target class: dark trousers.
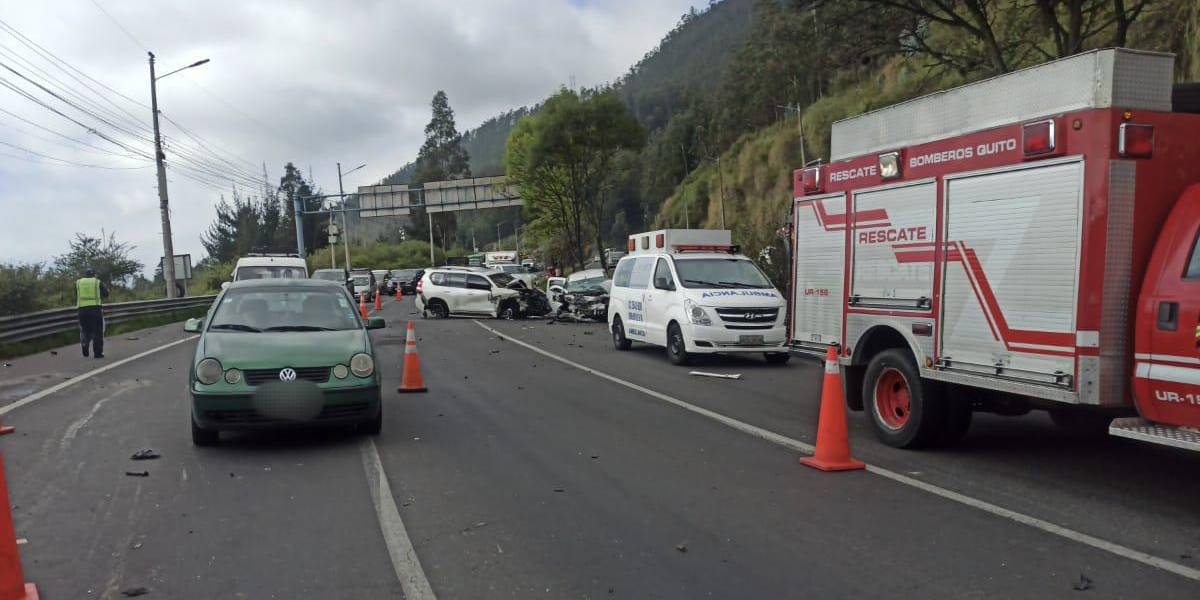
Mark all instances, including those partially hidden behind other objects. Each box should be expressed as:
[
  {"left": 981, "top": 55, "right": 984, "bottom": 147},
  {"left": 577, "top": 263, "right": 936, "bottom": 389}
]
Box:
[{"left": 78, "top": 306, "right": 104, "bottom": 357}]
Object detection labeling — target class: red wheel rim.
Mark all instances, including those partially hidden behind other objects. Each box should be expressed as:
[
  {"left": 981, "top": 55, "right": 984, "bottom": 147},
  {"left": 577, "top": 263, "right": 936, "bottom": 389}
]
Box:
[{"left": 874, "top": 367, "right": 911, "bottom": 430}]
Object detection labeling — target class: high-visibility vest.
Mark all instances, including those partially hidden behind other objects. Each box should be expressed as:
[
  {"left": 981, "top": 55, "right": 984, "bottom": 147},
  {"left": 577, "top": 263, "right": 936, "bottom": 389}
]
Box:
[{"left": 76, "top": 277, "right": 102, "bottom": 308}]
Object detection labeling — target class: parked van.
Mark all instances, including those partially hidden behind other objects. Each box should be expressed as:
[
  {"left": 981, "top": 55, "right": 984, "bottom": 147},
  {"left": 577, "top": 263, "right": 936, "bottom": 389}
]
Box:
[
  {"left": 224, "top": 253, "right": 308, "bottom": 289},
  {"left": 608, "top": 229, "right": 789, "bottom": 365}
]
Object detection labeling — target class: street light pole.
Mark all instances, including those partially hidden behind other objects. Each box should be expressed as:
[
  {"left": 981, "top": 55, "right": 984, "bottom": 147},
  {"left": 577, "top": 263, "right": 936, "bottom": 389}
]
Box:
[
  {"left": 337, "top": 163, "right": 351, "bottom": 271},
  {"left": 149, "top": 53, "right": 208, "bottom": 298}
]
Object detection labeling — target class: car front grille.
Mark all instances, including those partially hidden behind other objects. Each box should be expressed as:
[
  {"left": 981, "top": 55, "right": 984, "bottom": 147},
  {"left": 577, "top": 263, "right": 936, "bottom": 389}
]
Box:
[
  {"left": 204, "top": 402, "right": 371, "bottom": 424},
  {"left": 244, "top": 366, "right": 330, "bottom": 386},
  {"left": 714, "top": 307, "right": 779, "bottom": 329}
]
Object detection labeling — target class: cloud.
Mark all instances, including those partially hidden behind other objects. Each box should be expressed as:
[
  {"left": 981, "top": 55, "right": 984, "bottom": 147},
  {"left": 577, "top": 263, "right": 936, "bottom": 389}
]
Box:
[{"left": 0, "top": 0, "right": 701, "bottom": 273}]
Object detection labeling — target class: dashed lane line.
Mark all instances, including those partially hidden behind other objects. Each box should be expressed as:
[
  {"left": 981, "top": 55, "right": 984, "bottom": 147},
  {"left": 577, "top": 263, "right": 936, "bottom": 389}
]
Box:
[
  {"left": 360, "top": 438, "right": 436, "bottom": 600},
  {"left": 474, "top": 320, "right": 1200, "bottom": 584},
  {"left": 2, "top": 335, "right": 198, "bottom": 416}
]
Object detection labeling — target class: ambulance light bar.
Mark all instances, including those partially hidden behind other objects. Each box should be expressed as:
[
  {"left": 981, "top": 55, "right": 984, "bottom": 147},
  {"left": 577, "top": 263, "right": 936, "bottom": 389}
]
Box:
[{"left": 673, "top": 244, "right": 740, "bottom": 254}]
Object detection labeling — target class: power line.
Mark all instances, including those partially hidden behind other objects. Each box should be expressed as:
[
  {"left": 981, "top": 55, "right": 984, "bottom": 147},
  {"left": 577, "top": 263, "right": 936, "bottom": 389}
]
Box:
[
  {"left": 0, "top": 138, "right": 149, "bottom": 169},
  {"left": 86, "top": 0, "right": 149, "bottom": 52}
]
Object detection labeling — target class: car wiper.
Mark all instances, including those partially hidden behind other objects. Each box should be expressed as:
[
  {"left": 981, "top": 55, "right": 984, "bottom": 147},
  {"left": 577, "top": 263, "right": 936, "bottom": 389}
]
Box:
[
  {"left": 718, "top": 281, "right": 768, "bottom": 288},
  {"left": 263, "top": 325, "right": 335, "bottom": 332},
  {"left": 209, "top": 323, "right": 260, "bottom": 332},
  {"left": 684, "top": 279, "right": 737, "bottom": 288}
]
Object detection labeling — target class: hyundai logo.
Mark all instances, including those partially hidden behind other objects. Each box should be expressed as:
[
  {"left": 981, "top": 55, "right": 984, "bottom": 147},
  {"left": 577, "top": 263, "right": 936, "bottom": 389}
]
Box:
[{"left": 278, "top": 368, "right": 297, "bottom": 381}]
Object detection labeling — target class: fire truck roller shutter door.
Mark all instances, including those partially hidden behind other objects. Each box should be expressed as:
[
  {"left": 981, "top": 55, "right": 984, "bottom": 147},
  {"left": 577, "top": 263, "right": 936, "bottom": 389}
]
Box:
[
  {"left": 851, "top": 180, "right": 937, "bottom": 311},
  {"left": 939, "top": 159, "right": 1083, "bottom": 385},
  {"left": 792, "top": 193, "right": 847, "bottom": 350}
]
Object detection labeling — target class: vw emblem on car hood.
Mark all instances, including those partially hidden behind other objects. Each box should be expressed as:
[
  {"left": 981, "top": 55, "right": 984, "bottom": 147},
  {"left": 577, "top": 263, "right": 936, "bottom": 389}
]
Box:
[{"left": 278, "top": 368, "right": 297, "bottom": 381}]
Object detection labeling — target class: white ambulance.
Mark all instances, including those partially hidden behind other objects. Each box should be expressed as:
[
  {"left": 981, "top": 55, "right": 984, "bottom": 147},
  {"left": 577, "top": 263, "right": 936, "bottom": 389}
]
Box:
[{"left": 608, "top": 229, "right": 790, "bottom": 365}]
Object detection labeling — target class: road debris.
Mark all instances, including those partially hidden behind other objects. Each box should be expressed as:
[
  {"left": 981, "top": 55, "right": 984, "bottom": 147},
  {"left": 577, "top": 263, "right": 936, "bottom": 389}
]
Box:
[
  {"left": 130, "top": 449, "right": 160, "bottom": 461},
  {"left": 688, "top": 371, "right": 742, "bottom": 380},
  {"left": 124, "top": 471, "right": 149, "bottom": 477},
  {"left": 674, "top": 542, "right": 688, "bottom": 553},
  {"left": 1072, "top": 574, "right": 1093, "bottom": 591},
  {"left": 49, "top": 351, "right": 57, "bottom": 355},
  {"left": 1, "top": 363, "right": 10, "bottom": 367},
  {"left": 121, "top": 587, "right": 149, "bottom": 597},
  {"left": 460, "top": 521, "right": 489, "bottom": 533},
  {"left": 132, "top": 542, "right": 143, "bottom": 550},
  {"left": 125, "top": 336, "right": 139, "bottom": 341},
  {"left": 553, "top": 488, "right": 565, "bottom": 493}
]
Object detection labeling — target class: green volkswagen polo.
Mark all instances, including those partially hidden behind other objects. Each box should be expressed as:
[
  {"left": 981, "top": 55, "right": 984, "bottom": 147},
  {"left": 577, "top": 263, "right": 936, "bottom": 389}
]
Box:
[{"left": 184, "top": 279, "right": 385, "bottom": 445}]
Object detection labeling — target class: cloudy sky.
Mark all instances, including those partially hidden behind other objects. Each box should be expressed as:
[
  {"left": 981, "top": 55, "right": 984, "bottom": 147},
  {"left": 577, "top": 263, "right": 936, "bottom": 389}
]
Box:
[{"left": 0, "top": 0, "right": 703, "bottom": 274}]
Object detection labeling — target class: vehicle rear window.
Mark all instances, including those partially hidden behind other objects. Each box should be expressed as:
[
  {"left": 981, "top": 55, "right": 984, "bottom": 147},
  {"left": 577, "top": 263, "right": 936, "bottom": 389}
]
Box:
[
  {"left": 236, "top": 266, "right": 306, "bottom": 280},
  {"left": 430, "top": 272, "right": 446, "bottom": 285},
  {"left": 613, "top": 259, "right": 634, "bottom": 287}
]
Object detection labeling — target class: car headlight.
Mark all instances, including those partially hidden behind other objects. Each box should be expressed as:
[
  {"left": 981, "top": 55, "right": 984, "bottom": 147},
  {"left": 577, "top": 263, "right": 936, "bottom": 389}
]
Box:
[
  {"left": 333, "top": 364, "right": 349, "bottom": 379},
  {"left": 196, "top": 358, "right": 223, "bottom": 385},
  {"left": 224, "top": 368, "right": 242, "bottom": 385},
  {"left": 685, "top": 299, "right": 712, "bottom": 326},
  {"left": 350, "top": 353, "right": 374, "bottom": 378}
]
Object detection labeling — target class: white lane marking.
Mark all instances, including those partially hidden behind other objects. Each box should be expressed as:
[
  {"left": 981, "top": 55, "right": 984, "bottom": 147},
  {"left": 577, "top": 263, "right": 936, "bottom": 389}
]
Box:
[
  {"left": 359, "top": 438, "right": 436, "bottom": 600},
  {"left": 475, "top": 320, "right": 1200, "bottom": 583},
  {"left": 2, "top": 335, "right": 198, "bottom": 416}
]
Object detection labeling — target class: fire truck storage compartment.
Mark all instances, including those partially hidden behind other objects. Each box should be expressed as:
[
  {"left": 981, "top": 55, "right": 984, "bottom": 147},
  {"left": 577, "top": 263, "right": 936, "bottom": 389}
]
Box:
[
  {"left": 792, "top": 193, "right": 846, "bottom": 350},
  {"left": 851, "top": 180, "right": 937, "bottom": 310},
  {"left": 938, "top": 158, "right": 1083, "bottom": 386}
]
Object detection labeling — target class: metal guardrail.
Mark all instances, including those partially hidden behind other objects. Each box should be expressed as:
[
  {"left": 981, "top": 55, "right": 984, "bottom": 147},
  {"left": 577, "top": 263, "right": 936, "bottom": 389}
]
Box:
[{"left": 0, "top": 296, "right": 216, "bottom": 344}]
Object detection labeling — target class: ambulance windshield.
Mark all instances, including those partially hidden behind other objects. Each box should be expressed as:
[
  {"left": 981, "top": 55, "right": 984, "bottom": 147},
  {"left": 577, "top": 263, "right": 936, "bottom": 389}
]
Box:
[{"left": 675, "top": 258, "right": 772, "bottom": 289}]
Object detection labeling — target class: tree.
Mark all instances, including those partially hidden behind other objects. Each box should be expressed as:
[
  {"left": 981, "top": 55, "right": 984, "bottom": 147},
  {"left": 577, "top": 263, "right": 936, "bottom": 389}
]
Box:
[
  {"left": 865, "top": 0, "right": 1151, "bottom": 75},
  {"left": 405, "top": 91, "right": 472, "bottom": 248},
  {"left": 278, "top": 162, "right": 324, "bottom": 253},
  {"left": 506, "top": 88, "right": 645, "bottom": 271},
  {"left": 54, "top": 230, "right": 143, "bottom": 286}
]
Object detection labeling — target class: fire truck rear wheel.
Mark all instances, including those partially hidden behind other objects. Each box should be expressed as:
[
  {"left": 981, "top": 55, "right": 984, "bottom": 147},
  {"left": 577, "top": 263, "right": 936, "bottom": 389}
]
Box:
[{"left": 863, "top": 349, "right": 945, "bottom": 448}]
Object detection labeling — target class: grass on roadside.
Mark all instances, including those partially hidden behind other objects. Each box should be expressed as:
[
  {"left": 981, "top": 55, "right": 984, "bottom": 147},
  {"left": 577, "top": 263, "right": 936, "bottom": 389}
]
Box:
[{"left": 0, "top": 306, "right": 207, "bottom": 360}]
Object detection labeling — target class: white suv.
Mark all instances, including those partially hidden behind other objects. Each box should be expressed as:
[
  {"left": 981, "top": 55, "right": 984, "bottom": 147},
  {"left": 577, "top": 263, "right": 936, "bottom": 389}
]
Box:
[{"left": 415, "top": 268, "right": 523, "bottom": 319}]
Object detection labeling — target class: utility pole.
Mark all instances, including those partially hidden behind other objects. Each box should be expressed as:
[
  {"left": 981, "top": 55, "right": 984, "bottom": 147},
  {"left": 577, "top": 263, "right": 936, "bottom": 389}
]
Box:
[
  {"left": 148, "top": 52, "right": 176, "bottom": 298},
  {"left": 336, "top": 162, "right": 353, "bottom": 270},
  {"left": 292, "top": 194, "right": 306, "bottom": 257},
  {"left": 716, "top": 154, "right": 727, "bottom": 230},
  {"left": 427, "top": 209, "right": 434, "bottom": 266},
  {"left": 149, "top": 53, "right": 209, "bottom": 297}
]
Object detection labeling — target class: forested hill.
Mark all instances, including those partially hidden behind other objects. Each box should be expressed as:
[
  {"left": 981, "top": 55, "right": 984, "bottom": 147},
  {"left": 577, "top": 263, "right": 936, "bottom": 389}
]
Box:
[{"left": 382, "top": 0, "right": 754, "bottom": 184}]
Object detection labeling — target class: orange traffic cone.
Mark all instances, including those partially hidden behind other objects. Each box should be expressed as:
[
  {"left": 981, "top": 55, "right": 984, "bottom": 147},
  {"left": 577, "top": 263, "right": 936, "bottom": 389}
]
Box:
[
  {"left": 374, "top": 290, "right": 383, "bottom": 312},
  {"left": 800, "top": 346, "right": 865, "bottom": 472},
  {"left": 397, "top": 321, "right": 428, "bottom": 394},
  {"left": 359, "top": 293, "right": 368, "bottom": 319},
  {"left": 395, "top": 287, "right": 403, "bottom": 300},
  {"left": 0, "top": 452, "right": 38, "bottom": 600}
]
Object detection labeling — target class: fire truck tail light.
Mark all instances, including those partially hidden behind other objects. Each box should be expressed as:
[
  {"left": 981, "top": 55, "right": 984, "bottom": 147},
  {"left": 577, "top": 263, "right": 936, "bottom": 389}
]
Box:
[
  {"left": 801, "top": 166, "right": 822, "bottom": 194},
  {"left": 655, "top": 233, "right": 664, "bottom": 248},
  {"left": 627, "top": 238, "right": 635, "bottom": 252},
  {"left": 1119, "top": 123, "right": 1154, "bottom": 158},
  {"left": 1022, "top": 119, "right": 1056, "bottom": 157}
]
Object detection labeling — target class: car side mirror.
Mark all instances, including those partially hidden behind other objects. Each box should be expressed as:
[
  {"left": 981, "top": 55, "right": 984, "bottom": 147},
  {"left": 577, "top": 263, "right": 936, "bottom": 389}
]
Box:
[
  {"left": 366, "top": 317, "right": 386, "bottom": 330},
  {"left": 220, "top": 282, "right": 231, "bottom": 290},
  {"left": 183, "top": 318, "right": 202, "bottom": 333}
]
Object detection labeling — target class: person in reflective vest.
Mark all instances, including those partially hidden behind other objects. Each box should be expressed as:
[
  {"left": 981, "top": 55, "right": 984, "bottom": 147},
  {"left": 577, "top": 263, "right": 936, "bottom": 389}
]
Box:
[{"left": 75, "top": 268, "right": 110, "bottom": 358}]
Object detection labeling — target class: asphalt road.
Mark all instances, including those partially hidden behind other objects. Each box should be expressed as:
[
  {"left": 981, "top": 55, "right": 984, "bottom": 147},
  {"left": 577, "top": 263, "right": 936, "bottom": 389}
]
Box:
[{"left": 0, "top": 296, "right": 1196, "bottom": 598}]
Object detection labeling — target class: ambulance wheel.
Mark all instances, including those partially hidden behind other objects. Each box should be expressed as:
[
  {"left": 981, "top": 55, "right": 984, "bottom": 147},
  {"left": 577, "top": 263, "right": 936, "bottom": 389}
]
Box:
[
  {"left": 863, "top": 349, "right": 945, "bottom": 448},
  {"left": 666, "top": 322, "right": 690, "bottom": 366},
  {"left": 611, "top": 317, "right": 632, "bottom": 351},
  {"left": 764, "top": 352, "right": 791, "bottom": 365}
]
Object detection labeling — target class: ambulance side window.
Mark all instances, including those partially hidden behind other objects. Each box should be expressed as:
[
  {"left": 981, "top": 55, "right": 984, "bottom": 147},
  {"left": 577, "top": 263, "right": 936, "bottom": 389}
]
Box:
[
  {"left": 613, "top": 259, "right": 634, "bottom": 288},
  {"left": 628, "top": 258, "right": 653, "bottom": 289},
  {"left": 653, "top": 259, "right": 675, "bottom": 290},
  {"left": 1184, "top": 230, "right": 1200, "bottom": 279}
]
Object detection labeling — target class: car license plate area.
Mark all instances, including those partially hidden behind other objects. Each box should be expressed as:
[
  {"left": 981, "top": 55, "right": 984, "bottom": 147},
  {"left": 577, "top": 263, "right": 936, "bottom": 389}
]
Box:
[{"left": 738, "top": 334, "right": 764, "bottom": 346}]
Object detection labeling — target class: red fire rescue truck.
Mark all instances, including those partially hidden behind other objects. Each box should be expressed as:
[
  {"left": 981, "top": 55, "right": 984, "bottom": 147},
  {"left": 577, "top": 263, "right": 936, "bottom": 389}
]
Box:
[{"left": 790, "top": 48, "right": 1200, "bottom": 451}]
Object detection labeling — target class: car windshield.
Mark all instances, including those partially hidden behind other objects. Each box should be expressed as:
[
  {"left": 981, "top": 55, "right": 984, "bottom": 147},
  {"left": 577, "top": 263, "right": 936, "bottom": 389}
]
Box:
[
  {"left": 489, "top": 273, "right": 515, "bottom": 287},
  {"left": 674, "top": 258, "right": 772, "bottom": 289},
  {"left": 209, "top": 287, "right": 360, "bottom": 332},
  {"left": 351, "top": 275, "right": 371, "bottom": 287},
  {"left": 235, "top": 265, "right": 306, "bottom": 280},
  {"left": 566, "top": 276, "right": 607, "bottom": 293},
  {"left": 311, "top": 271, "right": 343, "bottom": 281}
]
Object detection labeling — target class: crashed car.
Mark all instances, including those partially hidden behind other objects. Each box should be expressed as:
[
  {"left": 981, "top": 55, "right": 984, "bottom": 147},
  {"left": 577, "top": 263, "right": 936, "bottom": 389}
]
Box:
[
  {"left": 415, "top": 267, "right": 550, "bottom": 319},
  {"left": 551, "top": 269, "right": 611, "bottom": 321}
]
